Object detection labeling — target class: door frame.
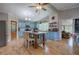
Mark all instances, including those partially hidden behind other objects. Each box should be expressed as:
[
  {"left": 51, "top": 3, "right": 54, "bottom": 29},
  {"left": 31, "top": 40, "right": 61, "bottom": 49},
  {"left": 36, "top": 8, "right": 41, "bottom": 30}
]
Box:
[{"left": 11, "top": 20, "right": 17, "bottom": 40}]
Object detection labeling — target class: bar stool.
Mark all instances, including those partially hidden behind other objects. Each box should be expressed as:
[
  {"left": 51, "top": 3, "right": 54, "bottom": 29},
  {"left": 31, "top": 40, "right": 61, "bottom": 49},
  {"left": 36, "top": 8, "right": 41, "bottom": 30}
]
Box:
[{"left": 24, "top": 32, "right": 35, "bottom": 48}]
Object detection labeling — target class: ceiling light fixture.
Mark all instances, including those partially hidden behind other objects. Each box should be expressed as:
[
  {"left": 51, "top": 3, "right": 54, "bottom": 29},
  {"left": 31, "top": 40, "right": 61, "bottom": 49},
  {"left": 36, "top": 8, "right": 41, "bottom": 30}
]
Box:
[
  {"left": 28, "top": 3, "right": 48, "bottom": 13},
  {"left": 25, "top": 17, "right": 31, "bottom": 21},
  {"left": 36, "top": 5, "right": 42, "bottom": 10}
]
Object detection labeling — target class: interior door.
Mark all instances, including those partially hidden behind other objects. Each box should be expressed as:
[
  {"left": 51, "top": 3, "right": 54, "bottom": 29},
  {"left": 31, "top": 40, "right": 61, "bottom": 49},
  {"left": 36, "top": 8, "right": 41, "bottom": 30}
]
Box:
[
  {"left": 75, "top": 19, "right": 79, "bottom": 33},
  {"left": 0, "top": 21, "right": 7, "bottom": 47},
  {"left": 11, "top": 21, "right": 17, "bottom": 40}
]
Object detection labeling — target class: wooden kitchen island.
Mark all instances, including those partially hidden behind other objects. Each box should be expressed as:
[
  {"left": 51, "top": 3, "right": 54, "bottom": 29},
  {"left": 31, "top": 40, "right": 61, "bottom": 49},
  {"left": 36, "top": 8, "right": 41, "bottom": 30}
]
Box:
[{"left": 25, "top": 31, "right": 46, "bottom": 48}]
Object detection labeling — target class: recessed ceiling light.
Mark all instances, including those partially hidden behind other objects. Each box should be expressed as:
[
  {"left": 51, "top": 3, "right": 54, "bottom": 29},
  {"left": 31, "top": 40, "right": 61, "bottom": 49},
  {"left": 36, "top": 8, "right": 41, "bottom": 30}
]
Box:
[
  {"left": 25, "top": 17, "right": 28, "bottom": 20},
  {"left": 25, "top": 17, "right": 31, "bottom": 21}
]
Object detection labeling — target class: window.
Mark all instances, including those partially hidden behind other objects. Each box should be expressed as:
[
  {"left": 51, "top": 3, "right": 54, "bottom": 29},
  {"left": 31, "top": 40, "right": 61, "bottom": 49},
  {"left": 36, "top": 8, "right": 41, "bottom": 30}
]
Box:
[
  {"left": 61, "top": 19, "right": 73, "bottom": 33},
  {"left": 38, "top": 22, "right": 49, "bottom": 31}
]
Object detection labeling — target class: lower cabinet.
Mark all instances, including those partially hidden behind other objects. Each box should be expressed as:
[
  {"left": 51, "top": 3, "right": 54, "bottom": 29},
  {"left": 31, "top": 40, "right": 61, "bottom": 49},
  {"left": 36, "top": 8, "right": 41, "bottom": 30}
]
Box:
[{"left": 45, "top": 32, "right": 60, "bottom": 40}]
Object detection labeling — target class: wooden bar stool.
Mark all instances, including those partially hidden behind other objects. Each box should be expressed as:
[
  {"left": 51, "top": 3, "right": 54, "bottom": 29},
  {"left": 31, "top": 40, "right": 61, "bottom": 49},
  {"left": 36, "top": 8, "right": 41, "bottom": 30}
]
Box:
[{"left": 24, "top": 32, "right": 35, "bottom": 48}]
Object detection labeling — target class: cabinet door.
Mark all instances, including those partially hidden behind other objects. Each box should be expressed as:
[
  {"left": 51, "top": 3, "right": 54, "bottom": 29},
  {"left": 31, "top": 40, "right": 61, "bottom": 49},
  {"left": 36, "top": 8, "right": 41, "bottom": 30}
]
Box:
[
  {"left": 50, "top": 32, "right": 53, "bottom": 40},
  {"left": 45, "top": 32, "right": 49, "bottom": 40},
  {"left": 53, "top": 32, "right": 60, "bottom": 40},
  {"left": 46, "top": 32, "right": 60, "bottom": 40},
  {"left": 46, "top": 32, "right": 53, "bottom": 40}
]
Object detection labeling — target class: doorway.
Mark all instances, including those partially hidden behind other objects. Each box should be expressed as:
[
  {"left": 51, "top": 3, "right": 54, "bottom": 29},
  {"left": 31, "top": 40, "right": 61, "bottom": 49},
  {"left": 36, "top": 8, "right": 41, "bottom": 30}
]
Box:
[{"left": 11, "top": 21, "right": 17, "bottom": 40}]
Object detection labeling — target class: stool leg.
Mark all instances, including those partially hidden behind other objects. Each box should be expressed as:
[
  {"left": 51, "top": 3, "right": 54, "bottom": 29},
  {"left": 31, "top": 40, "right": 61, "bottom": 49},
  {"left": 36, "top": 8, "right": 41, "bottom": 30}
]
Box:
[
  {"left": 30, "top": 41, "right": 32, "bottom": 45},
  {"left": 27, "top": 40, "right": 29, "bottom": 48}
]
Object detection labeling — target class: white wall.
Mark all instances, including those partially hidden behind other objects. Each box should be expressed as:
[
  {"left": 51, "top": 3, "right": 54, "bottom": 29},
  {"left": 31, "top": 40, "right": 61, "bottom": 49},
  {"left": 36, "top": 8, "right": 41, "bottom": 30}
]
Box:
[
  {"left": 58, "top": 7, "right": 79, "bottom": 33},
  {"left": 61, "top": 19, "right": 73, "bottom": 33},
  {"left": 61, "top": 19, "right": 73, "bottom": 25},
  {"left": 0, "top": 12, "right": 8, "bottom": 42},
  {"left": 59, "top": 7, "right": 79, "bottom": 20},
  {"left": 0, "top": 12, "right": 8, "bottom": 20},
  {"left": 0, "top": 12, "right": 15, "bottom": 42},
  {"left": 8, "top": 14, "right": 18, "bottom": 42},
  {"left": 0, "top": 12, "right": 18, "bottom": 42}
]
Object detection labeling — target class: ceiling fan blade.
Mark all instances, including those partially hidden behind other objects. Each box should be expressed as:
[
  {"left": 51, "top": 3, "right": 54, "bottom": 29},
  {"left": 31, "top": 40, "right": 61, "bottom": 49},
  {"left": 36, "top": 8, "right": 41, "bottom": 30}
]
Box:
[
  {"left": 42, "top": 8, "right": 47, "bottom": 11},
  {"left": 28, "top": 6, "right": 36, "bottom": 7},
  {"left": 38, "top": 3, "right": 48, "bottom": 5},
  {"left": 42, "top": 3, "right": 48, "bottom": 5},
  {"left": 38, "top": 3, "right": 41, "bottom": 5}
]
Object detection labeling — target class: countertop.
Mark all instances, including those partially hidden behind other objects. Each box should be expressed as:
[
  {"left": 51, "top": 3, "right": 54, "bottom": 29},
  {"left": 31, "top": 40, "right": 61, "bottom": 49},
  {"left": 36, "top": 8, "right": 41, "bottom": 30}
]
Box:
[{"left": 25, "top": 31, "right": 47, "bottom": 34}]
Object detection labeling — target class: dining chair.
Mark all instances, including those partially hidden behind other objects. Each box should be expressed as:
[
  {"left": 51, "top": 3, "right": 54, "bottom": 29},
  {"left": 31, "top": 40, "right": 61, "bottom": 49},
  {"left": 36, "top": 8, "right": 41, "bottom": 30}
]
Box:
[{"left": 24, "top": 32, "right": 35, "bottom": 48}]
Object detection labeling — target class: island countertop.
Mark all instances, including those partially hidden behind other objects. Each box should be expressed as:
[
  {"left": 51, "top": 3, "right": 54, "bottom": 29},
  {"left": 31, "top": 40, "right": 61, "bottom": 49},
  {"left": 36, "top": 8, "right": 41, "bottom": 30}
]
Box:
[{"left": 25, "top": 31, "right": 47, "bottom": 34}]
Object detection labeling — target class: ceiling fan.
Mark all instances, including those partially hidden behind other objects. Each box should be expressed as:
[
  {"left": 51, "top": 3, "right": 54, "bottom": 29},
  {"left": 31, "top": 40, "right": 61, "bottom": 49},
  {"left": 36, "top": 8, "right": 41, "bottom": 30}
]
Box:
[{"left": 28, "top": 3, "right": 48, "bottom": 13}]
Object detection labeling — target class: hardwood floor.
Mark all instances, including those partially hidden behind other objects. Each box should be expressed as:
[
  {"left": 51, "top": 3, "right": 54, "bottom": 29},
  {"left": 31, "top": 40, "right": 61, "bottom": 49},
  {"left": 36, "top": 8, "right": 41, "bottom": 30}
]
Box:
[{"left": 0, "top": 39, "right": 79, "bottom": 55}]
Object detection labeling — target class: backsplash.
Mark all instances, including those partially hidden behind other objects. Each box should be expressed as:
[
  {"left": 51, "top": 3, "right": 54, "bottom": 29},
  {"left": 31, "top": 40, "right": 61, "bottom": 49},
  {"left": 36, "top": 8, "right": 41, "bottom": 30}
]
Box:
[{"left": 18, "top": 20, "right": 37, "bottom": 38}]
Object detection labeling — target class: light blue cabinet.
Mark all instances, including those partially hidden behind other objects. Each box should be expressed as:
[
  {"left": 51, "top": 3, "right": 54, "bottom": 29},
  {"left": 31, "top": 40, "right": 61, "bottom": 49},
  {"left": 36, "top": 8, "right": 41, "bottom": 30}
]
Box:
[{"left": 45, "top": 32, "right": 60, "bottom": 40}]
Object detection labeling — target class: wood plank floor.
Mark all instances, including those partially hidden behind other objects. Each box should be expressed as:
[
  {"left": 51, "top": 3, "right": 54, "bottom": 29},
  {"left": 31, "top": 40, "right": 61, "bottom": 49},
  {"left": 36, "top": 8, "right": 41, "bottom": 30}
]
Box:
[{"left": 0, "top": 39, "right": 79, "bottom": 55}]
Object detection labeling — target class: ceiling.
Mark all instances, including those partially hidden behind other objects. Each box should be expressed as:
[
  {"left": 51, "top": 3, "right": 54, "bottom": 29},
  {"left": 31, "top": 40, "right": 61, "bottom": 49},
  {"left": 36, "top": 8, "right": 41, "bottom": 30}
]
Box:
[
  {"left": 0, "top": 3, "right": 79, "bottom": 21},
  {"left": 51, "top": 3, "right": 79, "bottom": 11},
  {"left": 0, "top": 3, "right": 51, "bottom": 21}
]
